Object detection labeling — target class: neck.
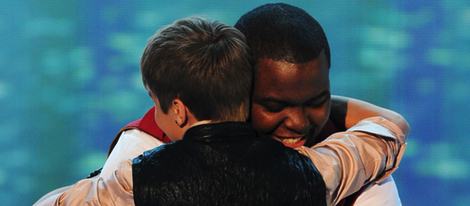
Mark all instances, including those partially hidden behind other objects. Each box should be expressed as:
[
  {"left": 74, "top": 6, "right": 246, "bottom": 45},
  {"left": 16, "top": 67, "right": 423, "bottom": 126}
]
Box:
[
  {"left": 178, "top": 119, "right": 214, "bottom": 138},
  {"left": 190, "top": 120, "right": 214, "bottom": 128}
]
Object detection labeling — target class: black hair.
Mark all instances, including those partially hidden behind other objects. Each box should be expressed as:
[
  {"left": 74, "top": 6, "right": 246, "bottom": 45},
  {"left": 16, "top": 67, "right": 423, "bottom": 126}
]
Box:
[{"left": 235, "top": 3, "right": 330, "bottom": 66}]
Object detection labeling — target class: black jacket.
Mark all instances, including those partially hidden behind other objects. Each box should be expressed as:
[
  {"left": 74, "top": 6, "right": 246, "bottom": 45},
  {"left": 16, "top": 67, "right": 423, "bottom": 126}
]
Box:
[{"left": 133, "top": 122, "right": 326, "bottom": 206}]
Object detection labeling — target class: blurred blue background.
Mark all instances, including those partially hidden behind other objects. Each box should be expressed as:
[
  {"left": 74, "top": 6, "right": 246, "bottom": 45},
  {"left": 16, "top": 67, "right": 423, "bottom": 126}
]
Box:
[{"left": 1, "top": 0, "right": 469, "bottom": 205}]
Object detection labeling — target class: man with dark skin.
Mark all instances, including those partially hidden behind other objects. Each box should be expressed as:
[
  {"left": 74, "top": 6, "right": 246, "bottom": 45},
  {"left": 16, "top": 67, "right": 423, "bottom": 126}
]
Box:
[
  {"left": 235, "top": 3, "right": 405, "bottom": 205},
  {"left": 250, "top": 53, "right": 332, "bottom": 148}
]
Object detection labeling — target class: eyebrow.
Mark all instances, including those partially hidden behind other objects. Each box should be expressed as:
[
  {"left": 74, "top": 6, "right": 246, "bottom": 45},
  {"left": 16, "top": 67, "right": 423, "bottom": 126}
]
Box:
[
  {"left": 259, "top": 90, "right": 331, "bottom": 105},
  {"left": 258, "top": 98, "right": 290, "bottom": 105},
  {"left": 305, "top": 90, "right": 331, "bottom": 103}
]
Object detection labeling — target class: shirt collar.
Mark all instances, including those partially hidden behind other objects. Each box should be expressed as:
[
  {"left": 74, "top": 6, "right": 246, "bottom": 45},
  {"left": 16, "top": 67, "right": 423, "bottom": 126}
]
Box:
[{"left": 183, "top": 122, "right": 256, "bottom": 142}]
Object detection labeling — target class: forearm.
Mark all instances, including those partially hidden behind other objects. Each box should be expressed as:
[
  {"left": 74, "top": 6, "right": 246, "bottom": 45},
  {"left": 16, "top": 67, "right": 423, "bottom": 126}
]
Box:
[
  {"left": 34, "top": 161, "right": 134, "bottom": 206},
  {"left": 298, "top": 116, "right": 407, "bottom": 205},
  {"left": 330, "top": 95, "right": 409, "bottom": 135}
]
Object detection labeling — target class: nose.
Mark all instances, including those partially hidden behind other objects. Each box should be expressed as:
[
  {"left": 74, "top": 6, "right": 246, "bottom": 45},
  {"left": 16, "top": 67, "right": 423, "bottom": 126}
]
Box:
[{"left": 284, "top": 107, "right": 310, "bottom": 134}]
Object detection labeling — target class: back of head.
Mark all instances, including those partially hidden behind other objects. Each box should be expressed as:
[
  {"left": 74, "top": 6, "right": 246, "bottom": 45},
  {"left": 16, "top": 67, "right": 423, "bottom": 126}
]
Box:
[
  {"left": 235, "top": 3, "right": 331, "bottom": 65},
  {"left": 141, "top": 17, "right": 252, "bottom": 121}
]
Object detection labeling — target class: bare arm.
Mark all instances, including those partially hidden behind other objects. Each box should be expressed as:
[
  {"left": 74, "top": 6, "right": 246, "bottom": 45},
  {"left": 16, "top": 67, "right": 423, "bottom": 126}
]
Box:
[{"left": 329, "top": 95, "right": 410, "bottom": 135}]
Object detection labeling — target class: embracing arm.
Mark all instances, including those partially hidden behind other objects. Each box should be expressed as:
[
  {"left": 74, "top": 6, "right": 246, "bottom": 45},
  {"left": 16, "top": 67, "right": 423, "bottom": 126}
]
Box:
[
  {"left": 34, "top": 129, "right": 161, "bottom": 206},
  {"left": 329, "top": 95, "right": 409, "bottom": 135},
  {"left": 34, "top": 161, "right": 134, "bottom": 206},
  {"left": 298, "top": 116, "right": 408, "bottom": 205},
  {"left": 309, "top": 96, "right": 409, "bottom": 205}
]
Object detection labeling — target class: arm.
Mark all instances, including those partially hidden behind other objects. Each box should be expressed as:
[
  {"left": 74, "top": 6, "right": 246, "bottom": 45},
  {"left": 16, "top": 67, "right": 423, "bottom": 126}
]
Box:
[
  {"left": 101, "top": 129, "right": 163, "bottom": 178},
  {"left": 329, "top": 95, "right": 409, "bottom": 134},
  {"left": 297, "top": 116, "right": 407, "bottom": 206},
  {"left": 34, "top": 129, "right": 161, "bottom": 205},
  {"left": 350, "top": 176, "right": 402, "bottom": 206},
  {"left": 34, "top": 161, "right": 134, "bottom": 206},
  {"left": 316, "top": 96, "right": 407, "bottom": 205}
]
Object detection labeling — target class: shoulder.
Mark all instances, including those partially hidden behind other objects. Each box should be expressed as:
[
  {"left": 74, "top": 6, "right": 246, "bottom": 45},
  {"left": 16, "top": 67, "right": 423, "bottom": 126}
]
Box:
[
  {"left": 110, "top": 128, "right": 164, "bottom": 159},
  {"left": 249, "top": 138, "right": 320, "bottom": 173},
  {"left": 131, "top": 141, "right": 186, "bottom": 175},
  {"left": 133, "top": 142, "right": 176, "bottom": 164},
  {"left": 256, "top": 138, "right": 306, "bottom": 159},
  {"left": 100, "top": 129, "right": 163, "bottom": 178},
  {"left": 244, "top": 138, "right": 327, "bottom": 205},
  {"left": 131, "top": 141, "right": 192, "bottom": 200},
  {"left": 120, "top": 129, "right": 164, "bottom": 148}
]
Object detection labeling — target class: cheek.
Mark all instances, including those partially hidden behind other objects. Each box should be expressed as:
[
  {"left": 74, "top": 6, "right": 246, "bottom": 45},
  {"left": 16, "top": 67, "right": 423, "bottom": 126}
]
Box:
[
  {"left": 250, "top": 104, "right": 282, "bottom": 134},
  {"left": 307, "top": 101, "right": 331, "bottom": 127},
  {"left": 154, "top": 109, "right": 173, "bottom": 137},
  {"left": 154, "top": 111, "right": 166, "bottom": 131}
]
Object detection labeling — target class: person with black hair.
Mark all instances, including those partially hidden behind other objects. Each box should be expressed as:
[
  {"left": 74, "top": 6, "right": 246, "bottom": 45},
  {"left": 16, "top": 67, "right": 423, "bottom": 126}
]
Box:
[{"left": 235, "top": 3, "right": 405, "bottom": 206}]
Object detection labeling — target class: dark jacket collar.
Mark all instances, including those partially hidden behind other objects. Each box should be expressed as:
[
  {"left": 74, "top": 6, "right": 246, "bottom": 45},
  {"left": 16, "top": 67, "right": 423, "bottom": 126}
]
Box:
[{"left": 183, "top": 122, "right": 257, "bottom": 142}]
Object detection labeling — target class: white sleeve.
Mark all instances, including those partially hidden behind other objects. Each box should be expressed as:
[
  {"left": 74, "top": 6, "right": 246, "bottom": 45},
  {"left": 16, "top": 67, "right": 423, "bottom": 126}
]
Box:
[
  {"left": 100, "top": 129, "right": 163, "bottom": 179},
  {"left": 34, "top": 129, "right": 163, "bottom": 206},
  {"left": 352, "top": 176, "right": 402, "bottom": 206},
  {"left": 34, "top": 160, "right": 135, "bottom": 206}
]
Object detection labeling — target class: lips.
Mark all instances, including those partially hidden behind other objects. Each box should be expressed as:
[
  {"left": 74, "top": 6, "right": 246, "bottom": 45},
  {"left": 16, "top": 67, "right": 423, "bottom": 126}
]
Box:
[{"left": 272, "top": 135, "right": 307, "bottom": 148}]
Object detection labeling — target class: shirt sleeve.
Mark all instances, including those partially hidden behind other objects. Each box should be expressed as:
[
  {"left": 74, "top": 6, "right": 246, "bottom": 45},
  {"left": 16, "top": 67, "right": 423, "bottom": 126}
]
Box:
[
  {"left": 33, "top": 185, "right": 73, "bottom": 206},
  {"left": 352, "top": 176, "right": 402, "bottom": 206},
  {"left": 34, "top": 160, "right": 135, "bottom": 206},
  {"left": 296, "top": 116, "right": 406, "bottom": 206},
  {"left": 101, "top": 129, "right": 163, "bottom": 179},
  {"left": 34, "top": 129, "right": 162, "bottom": 206}
]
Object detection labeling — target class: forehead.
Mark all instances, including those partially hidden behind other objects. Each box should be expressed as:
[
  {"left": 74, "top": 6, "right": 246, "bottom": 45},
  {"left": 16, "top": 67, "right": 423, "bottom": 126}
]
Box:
[{"left": 253, "top": 56, "right": 329, "bottom": 102}]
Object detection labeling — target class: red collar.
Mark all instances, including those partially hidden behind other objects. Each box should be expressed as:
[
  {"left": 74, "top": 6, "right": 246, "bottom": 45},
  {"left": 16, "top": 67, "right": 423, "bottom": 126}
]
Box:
[
  {"left": 107, "top": 107, "right": 171, "bottom": 156},
  {"left": 125, "top": 107, "right": 171, "bottom": 142}
]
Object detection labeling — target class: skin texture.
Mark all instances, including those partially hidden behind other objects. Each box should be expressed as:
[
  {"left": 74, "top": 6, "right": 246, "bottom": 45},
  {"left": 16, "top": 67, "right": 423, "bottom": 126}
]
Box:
[
  {"left": 149, "top": 91, "right": 213, "bottom": 141},
  {"left": 150, "top": 95, "right": 183, "bottom": 141},
  {"left": 149, "top": 92, "right": 194, "bottom": 141},
  {"left": 250, "top": 51, "right": 331, "bottom": 148}
]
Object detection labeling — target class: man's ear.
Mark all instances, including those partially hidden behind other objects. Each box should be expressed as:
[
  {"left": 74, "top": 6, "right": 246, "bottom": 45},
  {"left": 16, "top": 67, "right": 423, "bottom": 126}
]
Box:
[{"left": 172, "top": 99, "right": 188, "bottom": 128}]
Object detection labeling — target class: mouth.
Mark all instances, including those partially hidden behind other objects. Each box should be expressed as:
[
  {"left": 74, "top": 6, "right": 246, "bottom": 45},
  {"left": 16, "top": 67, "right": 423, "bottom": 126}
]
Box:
[{"left": 272, "top": 135, "right": 307, "bottom": 148}]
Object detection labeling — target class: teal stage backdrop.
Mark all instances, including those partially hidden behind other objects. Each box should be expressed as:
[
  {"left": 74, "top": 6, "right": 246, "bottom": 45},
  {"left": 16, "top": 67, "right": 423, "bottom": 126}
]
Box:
[{"left": 1, "top": 0, "right": 469, "bottom": 205}]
